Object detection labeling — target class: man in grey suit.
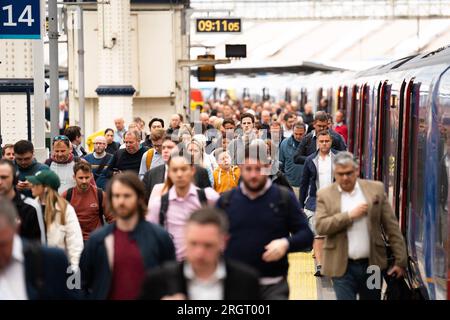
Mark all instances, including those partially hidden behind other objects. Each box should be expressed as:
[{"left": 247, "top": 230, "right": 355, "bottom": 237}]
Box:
[{"left": 143, "top": 137, "right": 212, "bottom": 202}]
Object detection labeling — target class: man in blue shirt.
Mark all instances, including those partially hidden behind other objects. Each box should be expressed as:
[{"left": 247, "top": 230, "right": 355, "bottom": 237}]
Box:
[{"left": 216, "top": 142, "right": 313, "bottom": 300}]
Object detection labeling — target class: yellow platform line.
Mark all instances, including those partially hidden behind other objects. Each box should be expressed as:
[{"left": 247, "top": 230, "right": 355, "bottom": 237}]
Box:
[{"left": 288, "top": 252, "right": 317, "bottom": 300}]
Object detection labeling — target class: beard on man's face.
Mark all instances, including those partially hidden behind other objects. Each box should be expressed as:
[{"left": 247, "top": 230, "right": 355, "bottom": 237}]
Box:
[
  {"left": 113, "top": 204, "right": 137, "bottom": 220},
  {"left": 243, "top": 177, "right": 267, "bottom": 193}
]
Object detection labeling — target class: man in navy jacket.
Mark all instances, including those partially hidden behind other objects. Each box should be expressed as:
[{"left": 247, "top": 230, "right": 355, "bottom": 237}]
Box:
[{"left": 216, "top": 142, "right": 313, "bottom": 300}]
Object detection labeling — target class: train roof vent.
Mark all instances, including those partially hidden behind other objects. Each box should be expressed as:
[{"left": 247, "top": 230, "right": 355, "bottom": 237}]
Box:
[
  {"left": 421, "top": 45, "right": 450, "bottom": 59},
  {"left": 391, "top": 55, "right": 418, "bottom": 69}
]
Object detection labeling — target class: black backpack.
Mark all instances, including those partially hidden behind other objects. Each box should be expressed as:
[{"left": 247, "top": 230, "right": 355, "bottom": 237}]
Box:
[
  {"left": 159, "top": 188, "right": 208, "bottom": 227},
  {"left": 65, "top": 187, "right": 105, "bottom": 225}
]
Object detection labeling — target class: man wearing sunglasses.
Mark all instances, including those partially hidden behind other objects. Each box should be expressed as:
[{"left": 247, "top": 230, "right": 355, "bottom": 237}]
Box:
[
  {"left": 315, "top": 151, "right": 407, "bottom": 300},
  {"left": 45, "top": 136, "right": 78, "bottom": 193}
]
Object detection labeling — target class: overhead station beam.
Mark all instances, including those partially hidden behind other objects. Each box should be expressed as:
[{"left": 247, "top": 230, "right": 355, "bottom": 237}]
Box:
[{"left": 190, "top": 0, "right": 450, "bottom": 20}]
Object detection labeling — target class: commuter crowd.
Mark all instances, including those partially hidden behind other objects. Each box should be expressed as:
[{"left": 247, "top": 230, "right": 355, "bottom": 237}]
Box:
[{"left": 0, "top": 97, "right": 406, "bottom": 301}]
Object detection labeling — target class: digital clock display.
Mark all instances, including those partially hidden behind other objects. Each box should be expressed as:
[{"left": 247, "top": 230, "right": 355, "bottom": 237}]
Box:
[{"left": 196, "top": 18, "right": 241, "bottom": 33}]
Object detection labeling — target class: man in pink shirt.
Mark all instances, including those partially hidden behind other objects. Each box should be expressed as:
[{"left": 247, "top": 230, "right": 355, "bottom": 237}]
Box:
[{"left": 147, "top": 154, "right": 219, "bottom": 261}]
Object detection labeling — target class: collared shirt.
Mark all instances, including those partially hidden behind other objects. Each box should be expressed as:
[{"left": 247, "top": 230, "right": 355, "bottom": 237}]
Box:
[
  {"left": 151, "top": 151, "right": 164, "bottom": 170},
  {"left": 317, "top": 152, "right": 332, "bottom": 189},
  {"left": 240, "top": 179, "right": 272, "bottom": 200},
  {"left": 114, "top": 129, "right": 126, "bottom": 144},
  {"left": 283, "top": 125, "right": 293, "bottom": 138},
  {"left": 74, "top": 144, "right": 84, "bottom": 158},
  {"left": 147, "top": 184, "right": 220, "bottom": 260},
  {"left": 0, "top": 235, "right": 28, "bottom": 300},
  {"left": 184, "top": 260, "right": 226, "bottom": 300},
  {"left": 339, "top": 181, "right": 370, "bottom": 260}
]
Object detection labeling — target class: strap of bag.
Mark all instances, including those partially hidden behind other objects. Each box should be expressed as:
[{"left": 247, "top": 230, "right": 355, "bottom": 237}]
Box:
[
  {"left": 159, "top": 192, "right": 170, "bottom": 227},
  {"left": 146, "top": 149, "right": 155, "bottom": 171},
  {"left": 197, "top": 188, "right": 207, "bottom": 206},
  {"left": 97, "top": 188, "right": 104, "bottom": 225},
  {"left": 65, "top": 188, "right": 73, "bottom": 202}
]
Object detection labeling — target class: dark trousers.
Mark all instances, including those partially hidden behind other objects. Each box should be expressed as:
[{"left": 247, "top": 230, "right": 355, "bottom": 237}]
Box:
[
  {"left": 260, "top": 278, "right": 289, "bottom": 300},
  {"left": 332, "top": 259, "right": 381, "bottom": 300}
]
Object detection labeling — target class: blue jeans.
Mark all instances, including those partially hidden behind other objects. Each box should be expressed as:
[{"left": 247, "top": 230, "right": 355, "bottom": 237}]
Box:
[{"left": 332, "top": 259, "right": 381, "bottom": 300}]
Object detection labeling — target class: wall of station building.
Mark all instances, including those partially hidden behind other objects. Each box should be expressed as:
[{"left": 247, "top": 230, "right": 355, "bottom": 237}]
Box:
[{"left": 67, "top": 4, "right": 190, "bottom": 135}]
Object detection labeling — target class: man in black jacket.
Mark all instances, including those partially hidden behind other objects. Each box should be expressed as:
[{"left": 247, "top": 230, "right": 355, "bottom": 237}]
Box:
[
  {"left": 0, "top": 159, "right": 44, "bottom": 243},
  {"left": 0, "top": 197, "right": 74, "bottom": 300},
  {"left": 294, "top": 111, "right": 346, "bottom": 165},
  {"left": 143, "top": 137, "right": 211, "bottom": 202},
  {"left": 106, "top": 130, "right": 148, "bottom": 177},
  {"left": 140, "top": 207, "right": 260, "bottom": 300}
]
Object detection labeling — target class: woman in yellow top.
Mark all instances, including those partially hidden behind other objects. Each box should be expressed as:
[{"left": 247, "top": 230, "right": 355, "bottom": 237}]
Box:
[{"left": 213, "top": 151, "right": 240, "bottom": 194}]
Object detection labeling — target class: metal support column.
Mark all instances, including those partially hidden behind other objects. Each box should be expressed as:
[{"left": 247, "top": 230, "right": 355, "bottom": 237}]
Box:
[{"left": 49, "top": 0, "right": 60, "bottom": 138}]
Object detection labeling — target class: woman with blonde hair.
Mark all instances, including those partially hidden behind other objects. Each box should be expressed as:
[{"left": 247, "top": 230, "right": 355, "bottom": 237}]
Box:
[{"left": 27, "top": 170, "right": 84, "bottom": 269}]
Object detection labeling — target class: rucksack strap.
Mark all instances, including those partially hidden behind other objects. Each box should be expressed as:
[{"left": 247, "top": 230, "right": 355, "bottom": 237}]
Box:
[
  {"left": 97, "top": 188, "right": 104, "bottom": 226},
  {"left": 197, "top": 188, "right": 207, "bottom": 206},
  {"left": 65, "top": 188, "right": 73, "bottom": 202},
  {"left": 219, "top": 189, "right": 235, "bottom": 210},
  {"left": 146, "top": 148, "right": 155, "bottom": 171},
  {"left": 159, "top": 192, "right": 170, "bottom": 227}
]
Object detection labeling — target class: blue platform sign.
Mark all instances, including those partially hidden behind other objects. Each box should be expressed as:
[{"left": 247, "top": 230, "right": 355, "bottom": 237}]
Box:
[{"left": 0, "top": 0, "right": 41, "bottom": 39}]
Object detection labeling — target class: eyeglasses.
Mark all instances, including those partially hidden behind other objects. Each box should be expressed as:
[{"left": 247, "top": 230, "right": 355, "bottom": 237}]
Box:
[
  {"left": 335, "top": 171, "right": 355, "bottom": 177},
  {"left": 53, "top": 135, "right": 69, "bottom": 142}
]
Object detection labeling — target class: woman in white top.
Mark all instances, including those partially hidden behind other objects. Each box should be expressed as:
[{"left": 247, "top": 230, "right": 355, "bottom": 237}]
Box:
[{"left": 27, "top": 170, "right": 84, "bottom": 269}]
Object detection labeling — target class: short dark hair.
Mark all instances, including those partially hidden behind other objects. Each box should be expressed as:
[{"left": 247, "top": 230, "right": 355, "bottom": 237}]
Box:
[
  {"left": 294, "top": 122, "right": 306, "bottom": 130},
  {"left": 283, "top": 112, "right": 294, "bottom": 122},
  {"left": 14, "top": 140, "right": 34, "bottom": 155},
  {"left": 240, "top": 113, "right": 255, "bottom": 124},
  {"left": 2, "top": 144, "right": 14, "bottom": 156},
  {"left": 104, "top": 128, "right": 114, "bottom": 135},
  {"left": 73, "top": 161, "right": 92, "bottom": 175},
  {"left": 149, "top": 118, "right": 165, "bottom": 129},
  {"left": 187, "top": 207, "right": 229, "bottom": 234},
  {"left": 317, "top": 130, "right": 332, "bottom": 140},
  {"left": 0, "top": 159, "right": 16, "bottom": 178},
  {"left": 64, "top": 126, "right": 82, "bottom": 142},
  {"left": 222, "top": 118, "right": 235, "bottom": 127},
  {"left": 0, "top": 196, "right": 19, "bottom": 228},
  {"left": 314, "top": 111, "right": 328, "bottom": 122},
  {"left": 106, "top": 172, "right": 147, "bottom": 220}
]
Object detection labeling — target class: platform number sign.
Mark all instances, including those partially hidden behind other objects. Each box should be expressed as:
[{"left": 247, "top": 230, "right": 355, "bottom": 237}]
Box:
[{"left": 0, "top": 0, "right": 41, "bottom": 39}]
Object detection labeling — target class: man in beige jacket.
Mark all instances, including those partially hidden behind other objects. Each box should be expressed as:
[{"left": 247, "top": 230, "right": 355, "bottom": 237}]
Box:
[{"left": 315, "top": 151, "right": 407, "bottom": 300}]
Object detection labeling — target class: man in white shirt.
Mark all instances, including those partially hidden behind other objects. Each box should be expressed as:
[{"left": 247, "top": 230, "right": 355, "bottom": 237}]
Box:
[
  {"left": 0, "top": 197, "right": 73, "bottom": 300},
  {"left": 299, "top": 130, "right": 337, "bottom": 276},
  {"left": 139, "top": 207, "right": 261, "bottom": 300},
  {"left": 315, "top": 151, "right": 408, "bottom": 300}
]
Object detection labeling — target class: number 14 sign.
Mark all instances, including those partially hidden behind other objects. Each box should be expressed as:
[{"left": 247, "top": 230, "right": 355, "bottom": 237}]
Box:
[{"left": 0, "top": 0, "right": 41, "bottom": 39}]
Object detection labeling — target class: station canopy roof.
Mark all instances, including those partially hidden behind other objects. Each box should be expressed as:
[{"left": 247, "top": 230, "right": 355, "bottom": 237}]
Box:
[{"left": 190, "top": 18, "right": 450, "bottom": 72}]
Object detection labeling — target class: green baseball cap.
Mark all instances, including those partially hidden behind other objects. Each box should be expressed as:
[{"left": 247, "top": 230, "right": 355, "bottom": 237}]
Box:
[{"left": 26, "top": 170, "right": 61, "bottom": 191}]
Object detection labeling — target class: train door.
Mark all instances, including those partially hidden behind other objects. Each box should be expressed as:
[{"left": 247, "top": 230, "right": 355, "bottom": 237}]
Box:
[
  {"left": 347, "top": 85, "right": 359, "bottom": 153},
  {"left": 356, "top": 84, "right": 370, "bottom": 178}
]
